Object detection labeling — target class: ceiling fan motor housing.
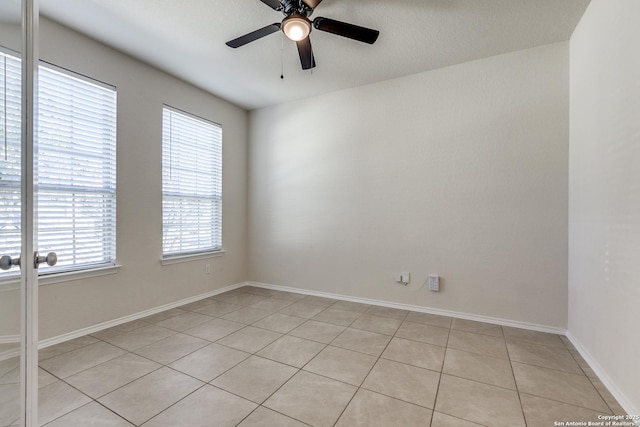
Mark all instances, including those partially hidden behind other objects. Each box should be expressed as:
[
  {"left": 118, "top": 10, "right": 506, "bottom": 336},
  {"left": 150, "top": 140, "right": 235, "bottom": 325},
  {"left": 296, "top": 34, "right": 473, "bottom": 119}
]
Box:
[{"left": 281, "top": 0, "right": 313, "bottom": 17}]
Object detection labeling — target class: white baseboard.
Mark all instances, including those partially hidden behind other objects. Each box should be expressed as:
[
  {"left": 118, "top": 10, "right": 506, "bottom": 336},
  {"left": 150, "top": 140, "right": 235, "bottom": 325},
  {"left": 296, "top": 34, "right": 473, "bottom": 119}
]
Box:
[
  {"left": 0, "top": 335, "right": 20, "bottom": 345},
  {"left": 566, "top": 332, "right": 639, "bottom": 424},
  {"left": 246, "top": 281, "right": 567, "bottom": 335},
  {"left": 0, "top": 335, "right": 21, "bottom": 362},
  {"left": 38, "top": 281, "right": 249, "bottom": 349}
]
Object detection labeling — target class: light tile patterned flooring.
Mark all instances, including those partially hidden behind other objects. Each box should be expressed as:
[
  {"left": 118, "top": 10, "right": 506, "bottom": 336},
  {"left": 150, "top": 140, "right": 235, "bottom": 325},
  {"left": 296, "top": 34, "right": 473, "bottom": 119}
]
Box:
[{"left": 0, "top": 286, "right": 627, "bottom": 426}]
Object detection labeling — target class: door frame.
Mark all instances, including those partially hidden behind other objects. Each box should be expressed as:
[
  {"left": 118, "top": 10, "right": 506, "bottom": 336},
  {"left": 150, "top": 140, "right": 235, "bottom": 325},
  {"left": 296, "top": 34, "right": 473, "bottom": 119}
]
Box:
[{"left": 20, "top": 0, "right": 38, "bottom": 425}]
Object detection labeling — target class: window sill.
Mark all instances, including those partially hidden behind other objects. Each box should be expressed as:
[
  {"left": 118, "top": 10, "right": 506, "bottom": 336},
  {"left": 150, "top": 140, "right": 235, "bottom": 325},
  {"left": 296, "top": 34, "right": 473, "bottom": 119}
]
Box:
[
  {"left": 160, "top": 250, "right": 225, "bottom": 265},
  {"left": 0, "top": 264, "right": 121, "bottom": 291},
  {"left": 39, "top": 264, "right": 122, "bottom": 286}
]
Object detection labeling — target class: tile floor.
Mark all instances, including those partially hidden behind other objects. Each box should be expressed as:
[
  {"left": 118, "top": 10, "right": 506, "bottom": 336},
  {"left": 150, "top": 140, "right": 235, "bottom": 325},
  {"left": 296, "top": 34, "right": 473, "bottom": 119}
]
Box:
[{"left": 0, "top": 286, "right": 628, "bottom": 426}]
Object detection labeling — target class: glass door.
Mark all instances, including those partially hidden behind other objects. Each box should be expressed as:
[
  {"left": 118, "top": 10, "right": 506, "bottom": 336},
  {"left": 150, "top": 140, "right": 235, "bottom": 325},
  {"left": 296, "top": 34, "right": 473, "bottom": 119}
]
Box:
[{"left": 0, "top": 0, "right": 39, "bottom": 425}]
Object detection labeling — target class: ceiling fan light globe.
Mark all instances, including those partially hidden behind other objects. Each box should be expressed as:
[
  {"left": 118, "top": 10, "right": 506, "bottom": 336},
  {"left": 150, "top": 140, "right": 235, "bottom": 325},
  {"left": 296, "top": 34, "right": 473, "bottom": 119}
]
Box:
[
  {"left": 282, "top": 16, "right": 311, "bottom": 41},
  {"left": 288, "top": 25, "right": 305, "bottom": 40}
]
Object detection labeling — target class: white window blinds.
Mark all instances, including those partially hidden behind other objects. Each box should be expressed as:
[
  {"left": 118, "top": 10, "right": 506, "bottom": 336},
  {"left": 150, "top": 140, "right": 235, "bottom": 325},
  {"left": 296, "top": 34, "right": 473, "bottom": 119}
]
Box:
[
  {"left": 0, "top": 51, "right": 117, "bottom": 277},
  {"left": 0, "top": 52, "right": 22, "bottom": 267},
  {"left": 162, "top": 107, "right": 222, "bottom": 257},
  {"left": 37, "top": 64, "right": 117, "bottom": 273}
]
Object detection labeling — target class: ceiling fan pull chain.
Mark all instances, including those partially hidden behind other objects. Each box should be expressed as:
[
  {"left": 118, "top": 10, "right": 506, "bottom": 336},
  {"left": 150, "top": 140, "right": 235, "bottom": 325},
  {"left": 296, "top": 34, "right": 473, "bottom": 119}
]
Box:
[{"left": 280, "top": 34, "right": 285, "bottom": 79}]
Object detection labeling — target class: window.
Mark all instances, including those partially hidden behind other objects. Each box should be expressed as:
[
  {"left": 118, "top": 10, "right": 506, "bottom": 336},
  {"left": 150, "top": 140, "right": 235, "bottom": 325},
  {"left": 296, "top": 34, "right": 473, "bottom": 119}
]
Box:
[
  {"left": 162, "top": 107, "right": 222, "bottom": 257},
  {"left": 0, "top": 50, "right": 117, "bottom": 277}
]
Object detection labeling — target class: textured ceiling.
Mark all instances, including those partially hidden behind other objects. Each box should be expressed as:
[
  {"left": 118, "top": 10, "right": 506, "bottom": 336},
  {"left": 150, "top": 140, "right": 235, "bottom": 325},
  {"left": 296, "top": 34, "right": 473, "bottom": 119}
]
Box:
[{"left": 39, "top": 0, "right": 590, "bottom": 110}]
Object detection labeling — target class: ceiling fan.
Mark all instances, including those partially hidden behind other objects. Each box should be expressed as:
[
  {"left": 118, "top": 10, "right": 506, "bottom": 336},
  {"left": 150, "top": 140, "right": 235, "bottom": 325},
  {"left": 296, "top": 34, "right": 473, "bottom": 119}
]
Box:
[{"left": 225, "top": 0, "right": 380, "bottom": 70}]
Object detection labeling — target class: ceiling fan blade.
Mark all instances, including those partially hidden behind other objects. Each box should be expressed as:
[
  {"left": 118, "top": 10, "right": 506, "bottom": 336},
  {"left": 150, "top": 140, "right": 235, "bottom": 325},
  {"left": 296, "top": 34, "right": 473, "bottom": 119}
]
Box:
[
  {"left": 226, "top": 23, "right": 281, "bottom": 48},
  {"left": 296, "top": 37, "right": 316, "bottom": 70},
  {"left": 301, "top": 0, "right": 323, "bottom": 8},
  {"left": 258, "top": 0, "right": 282, "bottom": 10},
  {"left": 313, "top": 17, "right": 379, "bottom": 44}
]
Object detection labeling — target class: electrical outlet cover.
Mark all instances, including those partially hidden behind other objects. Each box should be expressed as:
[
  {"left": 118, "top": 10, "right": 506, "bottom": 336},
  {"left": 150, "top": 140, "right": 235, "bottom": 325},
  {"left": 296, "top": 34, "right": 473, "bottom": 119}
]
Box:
[{"left": 428, "top": 275, "right": 439, "bottom": 291}]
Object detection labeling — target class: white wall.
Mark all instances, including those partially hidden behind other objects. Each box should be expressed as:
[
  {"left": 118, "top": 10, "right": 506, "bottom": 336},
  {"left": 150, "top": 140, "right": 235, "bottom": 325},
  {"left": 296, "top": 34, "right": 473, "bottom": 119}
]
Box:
[
  {"left": 249, "top": 42, "right": 570, "bottom": 328},
  {"left": 569, "top": 0, "right": 640, "bottom": 414},
  {"left": 33, "top": 18, "right": 249, "bottom": 340}
]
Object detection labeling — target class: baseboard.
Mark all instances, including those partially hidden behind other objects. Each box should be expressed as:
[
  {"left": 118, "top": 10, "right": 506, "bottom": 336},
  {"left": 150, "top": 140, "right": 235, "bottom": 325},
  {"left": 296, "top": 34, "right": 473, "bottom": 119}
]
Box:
[
  {"left": 38, "top": 281, "right": 249, "bottom": 349},
  {"left": 0, "top": 335, "right": 20, "bottom": 361},
  {"left": 566, "top": 332, "right": 639, "bottom": 424},
  {"left": 246, "top": 281, "right": 567, "bottom": 335},
  {"left": 0, "top": 349, "right": 19, "bottom": 362},
  {"left": 0, "top": 335, "right": 20, "bottom": 345}
]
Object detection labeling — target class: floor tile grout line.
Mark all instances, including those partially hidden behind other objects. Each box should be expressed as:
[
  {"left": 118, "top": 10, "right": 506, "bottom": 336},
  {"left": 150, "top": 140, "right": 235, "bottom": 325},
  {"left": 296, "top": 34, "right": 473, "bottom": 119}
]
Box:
[
  {"left": 356, "top": 383, "right": 441, "bottom": 411},
  {"left": 232, "top": 405, "right": 261, "bottom": 427},
  {"left": 91, "top": 400, "right": 135, "bottom": 427},
  {"left": 505, "top": 329, "right": 530, "bottom": 427},
  {"left": 36, "top": 373, "right": 95, "bottom": 425},
  {"left": 134, "top": 382, "right": 210, "bottom": 426},
  {"left": 39, "top": 399, "right": 94, "bottom": 426},
  {"left": 38, "top": 334, "right": 109, "bottom": 363},
  {"left": 126, "top": 344, "right": 210, "bottom": 375},
  {"left": 40, "top": 371, "right": 136, "bottom": 426},
  {"left": 253, "top": 406, "right": 313, "bottom": 426},
  {"left": 128, "top": 334, "right": 211, "bottom": 360},
  {"left": 506, "top": 359, "right": 587, "bottom": 376},
  {"left": 38, "top": 337, "right": 107, "bottom": 363},
  {"left": 517, "top": 391, "right": 617, "bottom": 416},
  {"left": 88, "top": 319, "right": 152, "bottom": 341},
  {"left": 567, "top": 345, "right": 599, "bottom": 378},
  {"left": 585, "top": 376, "right": 619, "bottom": 414},
  {"left": 510, "top": 359, "right": 607, "bottom": 377},
  {"left": 39, "top": 345, "right": 132, "bottom": 382},
  {"left": 504, "top": 338, "right": 576, "bottom": 350},
  {"left": 54, "top": 356, "right": 165, "bottom": 401},
  {"left": 432, "top": 411, "right": 492, "bottom": 427},
  {"left": 429, "top": 318, "right": 453, "bottom": 426},
  {"left": 211, "top": 325, "right": 284, "bottom": 354},
  {"left": 97, "top": 329, "right": 181, "bottom": 354},
  {"left": 96, "top": 363, "right": 171, "bottom": 401}
]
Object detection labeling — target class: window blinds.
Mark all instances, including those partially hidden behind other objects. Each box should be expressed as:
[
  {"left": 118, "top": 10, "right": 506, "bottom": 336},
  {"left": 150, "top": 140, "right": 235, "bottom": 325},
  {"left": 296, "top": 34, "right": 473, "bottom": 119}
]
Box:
[
  {"left": 162, "top": 107, "right": 222, "bottom": 256},
  {"left": 37, "top": 64, "right": 117, "bottom": 272},
  {"left": 0, "top": 52, "right": 22, "bottom": 267},
  {"left": 0, "top": 51, "right": 117, "bottom": 277}
]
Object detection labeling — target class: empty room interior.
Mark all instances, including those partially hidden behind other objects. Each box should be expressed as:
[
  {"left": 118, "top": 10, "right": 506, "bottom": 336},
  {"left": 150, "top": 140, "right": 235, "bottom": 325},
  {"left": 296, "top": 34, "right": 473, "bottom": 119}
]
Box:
[{"left": 0, "top": 0, "right": 638, "bottom": 426}]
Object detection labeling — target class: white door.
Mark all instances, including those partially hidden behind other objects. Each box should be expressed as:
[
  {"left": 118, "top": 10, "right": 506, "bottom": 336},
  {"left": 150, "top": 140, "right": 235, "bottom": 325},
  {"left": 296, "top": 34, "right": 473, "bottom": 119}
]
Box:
[{"left": 0, "top": 1, "right": 41, "bottom": 425}]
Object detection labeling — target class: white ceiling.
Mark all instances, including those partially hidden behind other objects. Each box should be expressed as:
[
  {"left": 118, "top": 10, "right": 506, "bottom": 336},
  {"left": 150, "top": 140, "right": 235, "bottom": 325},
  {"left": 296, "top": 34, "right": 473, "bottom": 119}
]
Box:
[{"left": 39, "top": 0, "right": 590, "bottom": 110}]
